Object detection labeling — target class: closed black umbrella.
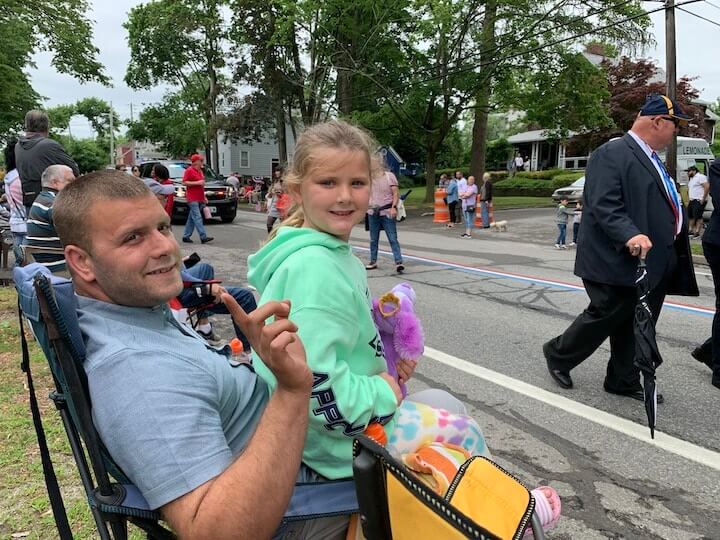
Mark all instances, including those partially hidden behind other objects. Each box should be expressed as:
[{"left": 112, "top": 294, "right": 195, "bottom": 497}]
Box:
[{"left": 633, "top": 257, "right": 663, "bottom": 439}]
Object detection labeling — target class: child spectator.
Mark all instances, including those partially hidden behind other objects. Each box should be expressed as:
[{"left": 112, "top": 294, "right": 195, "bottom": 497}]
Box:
[
  {"left": 570, "top": 200, "right": 583, "bottom": 247},
  {"left": 555, "top": 196, "right": 575, "bottom": 249},
  {"left": 265, "top": 178, "right": 284, "bottom": 233}
]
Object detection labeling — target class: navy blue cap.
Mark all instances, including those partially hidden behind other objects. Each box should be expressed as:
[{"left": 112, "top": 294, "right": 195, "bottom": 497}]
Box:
[{"left": 639, "top": 94, "right": 691, "bottom": 121}]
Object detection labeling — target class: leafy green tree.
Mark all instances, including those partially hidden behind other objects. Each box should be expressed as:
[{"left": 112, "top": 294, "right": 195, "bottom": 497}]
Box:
[
  {"left": 125, "top": 0, "right": 228, "bottom": 167},
  {"left": 127, "top": 89, "right": 207, "bottom": 158},
  {"left": 0, "top": 0, "right": 107, "bottom": 138}
]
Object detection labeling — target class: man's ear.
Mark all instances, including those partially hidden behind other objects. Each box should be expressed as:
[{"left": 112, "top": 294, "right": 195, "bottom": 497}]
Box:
[{"left": 64, "top": 245, "right": 95, "bottom": 283}]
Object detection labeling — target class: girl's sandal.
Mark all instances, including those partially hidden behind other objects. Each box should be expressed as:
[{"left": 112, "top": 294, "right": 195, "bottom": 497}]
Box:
[{"left": 365, "top": 263, "right": 378, "bottom": 270}]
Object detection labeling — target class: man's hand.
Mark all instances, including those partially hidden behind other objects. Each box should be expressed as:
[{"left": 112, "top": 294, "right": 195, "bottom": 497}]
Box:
[
  {"left": 378, "top": 372, "right": 402, "bottom": 405},
  {"left": 210, "top": 284, "right": 227, "bottom": 304},
  {"left": 625, "top": 234, "right": 653, "bottom": 258},
  {"left": 222, "top": 294, "right": 311, "bottom": 394},
  {"left": 396, "top": 359, "right": 416, "bottom": 384},
  {"left": 389, "top": 207, "right": 398, "bottom": 219}
]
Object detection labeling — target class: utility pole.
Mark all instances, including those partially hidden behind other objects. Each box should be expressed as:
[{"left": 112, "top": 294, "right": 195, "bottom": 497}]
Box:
[
  {"left": 129, "top": 102, "right": 134, "bottom": 124},
  {"left": 665, "top": 0, "right": 678, "bottom": 180},
  {"left": 109, "top": 102, "right": 115, "bottom": 165}
]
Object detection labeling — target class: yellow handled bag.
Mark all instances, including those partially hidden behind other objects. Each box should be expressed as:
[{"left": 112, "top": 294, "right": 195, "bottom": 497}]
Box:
[{"left": 352, "top": 436, "right": 543, "bottom": 540}]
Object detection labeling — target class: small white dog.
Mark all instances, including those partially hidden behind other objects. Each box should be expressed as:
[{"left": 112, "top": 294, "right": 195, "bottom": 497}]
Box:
[{"left": 490, "top": 220, "right": 508, "bottom": 232}]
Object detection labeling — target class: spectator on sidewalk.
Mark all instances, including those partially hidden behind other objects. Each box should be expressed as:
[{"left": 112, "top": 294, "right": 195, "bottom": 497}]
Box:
[
  {"left": 554, "top": 196, "right": 574, "bottom": 249},
  {"left": 459, "top": 175, "right": 478, "bottom": 239},
  {"left": 3, "top": 138, "right": 27, "bottom": 264},
  {"left": 687, "top": 165, "right": 709, "bottom": 238},
  {"left": 569, "top": 200, "right": 583, "bottom": 247},
  {"left": 15, "top": 110, "right": 79, "bottom": 211},
  {"left": 151, "top": 164, "right": 175, "bottom": 217},
  {"left": 366, "top": 166, "right": 405, "bottom": 274},
  {"left": 514, "top": 153, "right": 524, "bottom": 172},
  {"left": 479, "top": 172, "right": 493, "bottom": 229},
  {"left": 445, "top": 174, "right": 459, "bottom": 228}
]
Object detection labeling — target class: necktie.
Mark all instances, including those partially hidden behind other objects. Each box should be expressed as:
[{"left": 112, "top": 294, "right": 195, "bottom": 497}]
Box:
[{"left": 651, "top": 152, "right": 681, "bottom": 234}]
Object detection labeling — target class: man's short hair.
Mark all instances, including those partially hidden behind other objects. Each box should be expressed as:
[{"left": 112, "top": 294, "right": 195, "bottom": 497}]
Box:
[
  {"left": 24, "top": 110, "right": 50, "bottom": 133},
  {"left": 41, "top": 164, "right": 72, "bottom": 188},
  {"left": 54, "top": 170, "right": 153, "bottom": 253}
]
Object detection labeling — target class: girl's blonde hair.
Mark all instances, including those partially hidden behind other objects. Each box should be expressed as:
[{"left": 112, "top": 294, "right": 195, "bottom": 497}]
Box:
[{"left": 268, "top": 120, "right": 382, "bottom": 240}]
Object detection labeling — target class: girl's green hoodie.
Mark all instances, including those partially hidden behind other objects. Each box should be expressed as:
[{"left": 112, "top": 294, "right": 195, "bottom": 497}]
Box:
[{"left": 247, "top": 227, "right": 398, "bottom": 479}]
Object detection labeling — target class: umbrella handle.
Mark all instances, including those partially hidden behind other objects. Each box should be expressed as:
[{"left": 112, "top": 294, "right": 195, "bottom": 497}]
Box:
[{"left": 637, "top": 256, "right": 646, "bottom": 268}]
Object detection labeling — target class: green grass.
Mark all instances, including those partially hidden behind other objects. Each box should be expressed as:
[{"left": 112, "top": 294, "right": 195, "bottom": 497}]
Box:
[
  {"left": 402, "top": 188, "right": 553, "bottom": 210},
  {"left": 691, "top": 243, "right": 704, "bottom": 256},
  {"left": 0, "top": 286, "right": 145, "bottom": 539}
]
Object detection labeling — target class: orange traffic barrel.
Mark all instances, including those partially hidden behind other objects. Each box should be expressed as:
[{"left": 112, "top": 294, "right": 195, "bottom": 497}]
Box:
[
  {"left": 474, "top": 197, "right": 495, "bottom": 228},
  {"left": 433, "top": 189, "right": 449, "bottom": 223}
]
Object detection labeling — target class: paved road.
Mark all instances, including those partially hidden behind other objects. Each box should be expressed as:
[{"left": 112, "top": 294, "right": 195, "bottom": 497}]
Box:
[{"left": 183, "top": 206, "right": 720, "bottom": 539}]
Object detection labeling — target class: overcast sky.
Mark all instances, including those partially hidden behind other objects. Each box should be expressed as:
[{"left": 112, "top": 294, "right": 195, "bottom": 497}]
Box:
[{"left": 28, "top": 1, "right": 720, "bottom": 139}]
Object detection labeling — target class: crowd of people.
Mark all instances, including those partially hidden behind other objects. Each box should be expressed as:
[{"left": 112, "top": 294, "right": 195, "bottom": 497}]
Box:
[{"left": 3, "top": 94, "right": 720, "bottom": 539}]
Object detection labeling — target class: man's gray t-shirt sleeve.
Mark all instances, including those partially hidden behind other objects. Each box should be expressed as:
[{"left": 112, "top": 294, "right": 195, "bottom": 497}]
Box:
[{"left": 89, "top": 350, "right": 234, "bottom": 509}]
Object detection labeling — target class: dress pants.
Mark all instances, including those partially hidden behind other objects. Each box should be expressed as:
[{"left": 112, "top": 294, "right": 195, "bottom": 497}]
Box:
[{"left": 544, "top": 277, "right": 668, "bottom": 392}]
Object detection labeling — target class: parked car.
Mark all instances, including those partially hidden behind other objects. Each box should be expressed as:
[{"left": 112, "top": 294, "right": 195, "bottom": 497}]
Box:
[
  {"left": 137, "top": 160, "right": 238, "bottom": 224},
  {"left": 551, "top": 176, "right": 585, "bottom": 203}
]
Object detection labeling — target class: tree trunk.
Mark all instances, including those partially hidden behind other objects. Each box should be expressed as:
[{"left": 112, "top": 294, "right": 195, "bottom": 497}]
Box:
[
  {"left": 209, "top": 67, "right": 220, "bottom": 170},
  {"left": 469, "top": 89, "right": 491, "bottom": 179},
  {"left": 336, "top": 66, "right": 353, "bottom": 115},
  {"left": 275, "top": 98, "right": 287, "bottom": 165},
  {"left": 469, "top": 0, "right": 497, "bottom": 180},
  {"left": 424, "top": 146, "right": 438, "bottom": 203}
]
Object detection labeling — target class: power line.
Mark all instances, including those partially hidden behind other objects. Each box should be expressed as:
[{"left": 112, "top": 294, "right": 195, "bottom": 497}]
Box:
[
  {"left": 677, "top": 5, "right": 720, "bottom": 26},
  {"left": 704, "top": 0, "right": 720, "bottom": 12}
]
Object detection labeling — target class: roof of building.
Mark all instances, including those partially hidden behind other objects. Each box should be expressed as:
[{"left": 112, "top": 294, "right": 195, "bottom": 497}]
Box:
[{"left": 507, "top": 130, "right": 579, "bottom": 144}]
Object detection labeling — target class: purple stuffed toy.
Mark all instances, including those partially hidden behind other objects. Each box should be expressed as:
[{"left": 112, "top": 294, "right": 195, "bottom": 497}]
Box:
[{"left": 371, "top": 283, "right": 425, "bottom": 398}]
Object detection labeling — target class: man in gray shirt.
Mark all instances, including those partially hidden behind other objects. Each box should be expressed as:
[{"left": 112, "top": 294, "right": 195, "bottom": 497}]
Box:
[{"left": 53, "top": 169, "right": 315, "bottom": 539}]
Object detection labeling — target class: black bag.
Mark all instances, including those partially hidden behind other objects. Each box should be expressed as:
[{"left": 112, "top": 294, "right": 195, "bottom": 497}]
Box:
[{"left": 466, "top": 206, "right": 476, "bottom": 213}]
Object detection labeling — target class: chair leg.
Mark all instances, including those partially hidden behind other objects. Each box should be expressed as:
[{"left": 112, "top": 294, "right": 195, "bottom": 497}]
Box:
[
  {"left": 109, "top": 516, "right": 128, "bottom": 540},
  {"left": 530, "top": 511, "right": 546, "bottom": 540}
]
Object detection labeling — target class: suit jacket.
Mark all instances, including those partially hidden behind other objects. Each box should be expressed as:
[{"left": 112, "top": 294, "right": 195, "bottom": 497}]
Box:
[
  {"left": 701, "top": 158, "right": 720, "bottom": 246},
  {"left": 574, "top": 134, "right": 698, "bottom": 296}
]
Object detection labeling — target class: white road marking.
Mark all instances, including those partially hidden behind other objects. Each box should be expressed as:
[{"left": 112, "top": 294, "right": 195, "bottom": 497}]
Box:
[{"left": 423, "top": 346, "right": 720, "bottom": 471}]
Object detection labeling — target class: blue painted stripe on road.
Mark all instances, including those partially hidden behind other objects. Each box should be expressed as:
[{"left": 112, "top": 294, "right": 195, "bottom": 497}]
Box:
[{"left": 353, "top": 246, "right": 716, "bottom": 317}]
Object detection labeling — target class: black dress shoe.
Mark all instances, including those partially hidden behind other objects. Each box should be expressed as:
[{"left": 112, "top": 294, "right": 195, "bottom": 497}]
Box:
[
  {"left": 543, "top": 342, "right": 573, "bottom": 389},
  {"left": 201, "top": 236, "right": 214, "bottom": 244},
  {"left": 603, "top": 384, "right": 664, "bottom": 404},
  {"left": 182, "top": 237, "right": 193, "bottom": 243},
  {"left": 691, "top": 347, "right": 713, "bottom": 369}
]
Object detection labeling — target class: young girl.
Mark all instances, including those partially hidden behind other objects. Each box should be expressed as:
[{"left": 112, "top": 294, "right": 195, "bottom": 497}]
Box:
[
  {"left": 247, "top": 121, "right": 559, "bottom": 533},
  {"left": 265, "top": 178, "right": 284, "bottom": 233}
]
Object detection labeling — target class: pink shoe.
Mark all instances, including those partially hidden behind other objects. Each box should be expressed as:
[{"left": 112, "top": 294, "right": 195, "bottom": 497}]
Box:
[{"left": 524, "top": 486, "right": 561, "bottom": 538}]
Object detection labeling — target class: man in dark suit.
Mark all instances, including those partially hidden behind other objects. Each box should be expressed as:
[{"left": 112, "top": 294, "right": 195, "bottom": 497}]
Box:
[
  {"left": 692, "top": 156, "right": 720, "bottom": 390},
  {"left": 543, "top": 94, "right": 699, "bottom": 401}
]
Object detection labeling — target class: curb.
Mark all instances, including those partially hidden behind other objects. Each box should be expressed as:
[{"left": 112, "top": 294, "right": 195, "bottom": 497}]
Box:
[{"left": 692, "top": 253, "right": 708, "bottom": 268}]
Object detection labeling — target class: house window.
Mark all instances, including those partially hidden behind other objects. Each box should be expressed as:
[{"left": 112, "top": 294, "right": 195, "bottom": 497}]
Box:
[
  {"left": 240, "top": 151, "right": 249, "bottom": 168},
  {"left": 221, "top": 152, "right": 225, "bottom": 168}
]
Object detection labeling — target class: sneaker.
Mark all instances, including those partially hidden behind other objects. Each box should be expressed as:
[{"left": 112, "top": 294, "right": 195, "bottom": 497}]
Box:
[
  {"left": 560, "top": 245, "right": 567, "bottom": 250},
  {"left": 201, "top": 236, "right": 214, "bottom": 244},
  {"left": 197, "top": 327, "right": 222, "bottom": 346},
  {"left": 182, "top": 237, "right": 194, "bottom": 243},
  {"left": 568, "top": 242, "right": 576, "bottom": 247},
  {"left": 365, "top": 263, "right": 378, "bottom": 270},
  {"left": 461, "top": 233, "right": 469, "bottom": 238},
  {"left": 554, "top": 243, "right": 561, "bottom": 249}
]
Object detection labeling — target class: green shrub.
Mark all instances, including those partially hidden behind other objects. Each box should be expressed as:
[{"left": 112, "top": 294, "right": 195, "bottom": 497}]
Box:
[
  {"left": 398, "top": 175, "right": 416, "bottom": 189},
  {"left": 514, "top": 169, "right": 564, "bottom": 180}
]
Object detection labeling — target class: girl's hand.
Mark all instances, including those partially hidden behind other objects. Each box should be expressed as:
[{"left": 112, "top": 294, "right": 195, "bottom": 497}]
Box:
[
  {"left": 378, "top": 372, "right": 402, "bottom": 405},
  {"left": 396, "top": 359, "right": 416, "bottom": 384}
]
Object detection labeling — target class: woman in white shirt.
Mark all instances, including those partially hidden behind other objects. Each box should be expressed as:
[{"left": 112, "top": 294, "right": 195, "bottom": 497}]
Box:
[{"left": 3, "top": 139, "right": 27, "bottom": 264}]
